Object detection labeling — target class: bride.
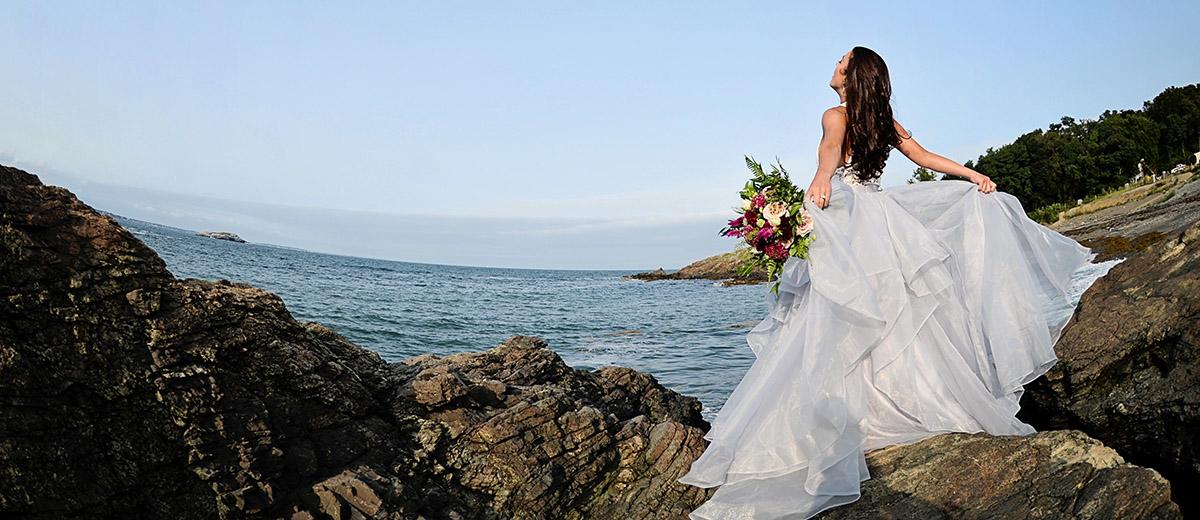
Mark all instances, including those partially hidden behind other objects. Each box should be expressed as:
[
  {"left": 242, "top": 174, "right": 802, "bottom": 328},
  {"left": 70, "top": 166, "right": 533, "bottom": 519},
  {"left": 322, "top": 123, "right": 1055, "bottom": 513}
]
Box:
[{"left": 676, "top": 46, "right": 1107, "bottom": 518}]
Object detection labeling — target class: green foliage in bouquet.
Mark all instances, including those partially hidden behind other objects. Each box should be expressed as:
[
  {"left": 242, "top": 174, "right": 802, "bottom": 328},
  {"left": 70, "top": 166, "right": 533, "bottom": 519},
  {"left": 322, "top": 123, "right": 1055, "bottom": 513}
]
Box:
[{"left": 720, "top": 155, "right": 817, "bottom": 294}]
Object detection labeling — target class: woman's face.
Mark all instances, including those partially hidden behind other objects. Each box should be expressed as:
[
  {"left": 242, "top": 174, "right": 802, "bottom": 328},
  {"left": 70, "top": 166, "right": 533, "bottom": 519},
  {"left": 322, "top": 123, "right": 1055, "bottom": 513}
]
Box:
[{"left": 830, "top": 50, "right": 851, "bottom": 92}]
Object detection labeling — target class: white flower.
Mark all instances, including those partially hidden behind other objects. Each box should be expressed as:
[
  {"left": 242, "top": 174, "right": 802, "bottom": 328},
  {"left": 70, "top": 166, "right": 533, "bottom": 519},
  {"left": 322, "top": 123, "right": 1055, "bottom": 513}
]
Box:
[
  {"left": 796, "top": 208, "right": 814, "bottom": 236},
  {"left": 741, "top": 198, "right": 752, "bottom": 211},
  {"left": 763, "top": 201, "right": 788, "bottom": 227}
]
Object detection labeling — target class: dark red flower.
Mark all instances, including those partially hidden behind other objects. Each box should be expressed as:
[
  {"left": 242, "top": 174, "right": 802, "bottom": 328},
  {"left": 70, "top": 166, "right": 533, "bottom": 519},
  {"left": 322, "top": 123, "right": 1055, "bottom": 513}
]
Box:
[{"left": 765, "top": 241, "right": 788, "bottom": 260}]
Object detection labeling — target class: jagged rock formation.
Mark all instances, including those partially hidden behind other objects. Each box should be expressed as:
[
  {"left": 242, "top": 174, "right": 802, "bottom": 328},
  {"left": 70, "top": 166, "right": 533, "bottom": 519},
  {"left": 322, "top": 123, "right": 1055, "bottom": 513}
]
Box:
[
  {"left": 625, "top": 250, "right": 767, "bottom": 286},
  {"left": 1021, "top": 218, "right": 1200, "bottom": 516},
  {"left": 0, "top": 164, "right": 712, "bottom": 518},
  {"left": 0, "top": 163, "right": 1183, "bottom": 519}
]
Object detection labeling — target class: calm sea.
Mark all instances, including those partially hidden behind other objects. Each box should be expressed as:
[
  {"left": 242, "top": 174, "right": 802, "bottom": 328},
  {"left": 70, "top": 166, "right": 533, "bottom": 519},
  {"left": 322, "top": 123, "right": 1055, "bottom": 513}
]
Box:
[
  {"left": 113, "top": 214, "right": 768, "bottom": 421},
  {"left": 113, "top": 213, "right": 1120, "bottom": 423}
]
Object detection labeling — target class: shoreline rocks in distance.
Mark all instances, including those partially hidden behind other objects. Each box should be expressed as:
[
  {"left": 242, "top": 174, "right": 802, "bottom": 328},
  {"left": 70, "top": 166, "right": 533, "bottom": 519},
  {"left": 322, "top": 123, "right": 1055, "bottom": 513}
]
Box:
[
  {"left": 625, "top": 250, "right": 768, "bottom": 286},
  {"left": 0, "top": 162, "right": 1184, "bottom": 518},
  {"left": 1049, "top": 170, "right": 1200, "bottom": 261},
  {"left": 196, "top": 230, "right": 246, "bottom": 243}
]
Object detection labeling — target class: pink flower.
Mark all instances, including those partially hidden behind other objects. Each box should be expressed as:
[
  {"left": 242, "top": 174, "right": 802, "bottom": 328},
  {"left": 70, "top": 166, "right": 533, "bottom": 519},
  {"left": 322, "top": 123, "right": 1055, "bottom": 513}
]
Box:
[
  {"left": 756, "top": 224, "right": 774, "bottom": 242},
  {"left": 728, "top": 216, "right": 744, "bottom": 228},
  {"left": 752, "top": 192, "right": 766, "bottom": 209},
  {"left": 796, "top": 208, "right": 814, "bottom": 236}
]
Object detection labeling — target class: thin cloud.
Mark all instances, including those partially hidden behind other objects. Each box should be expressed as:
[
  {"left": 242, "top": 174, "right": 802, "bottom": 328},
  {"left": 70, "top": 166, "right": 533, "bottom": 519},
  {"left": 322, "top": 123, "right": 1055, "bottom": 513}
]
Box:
[
  {"left": 501, "top": 211, "right": 730, "bottom": 236},
  {"left": 18, "top": 161, "right": 733, "bottom": 270}
]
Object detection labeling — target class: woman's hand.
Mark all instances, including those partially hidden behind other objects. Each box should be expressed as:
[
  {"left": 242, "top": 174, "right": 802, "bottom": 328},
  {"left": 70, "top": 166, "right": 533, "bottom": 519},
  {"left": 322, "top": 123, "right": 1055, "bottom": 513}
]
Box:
[
  {"left": 807, "top": 176, "right": 832, "bottom": 209},
  {"left": 968, "top": 171, "right": 997, "bottom": 194}
]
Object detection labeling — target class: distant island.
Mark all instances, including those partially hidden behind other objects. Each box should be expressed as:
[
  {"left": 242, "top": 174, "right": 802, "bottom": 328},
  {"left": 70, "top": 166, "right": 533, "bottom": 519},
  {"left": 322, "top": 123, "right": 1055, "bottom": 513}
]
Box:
[
  {"left": 625, "top": 249, "right": 767, "bottom": 286},
  {"left": 196, "top": 231, "right": 246, "bottom": 243}
]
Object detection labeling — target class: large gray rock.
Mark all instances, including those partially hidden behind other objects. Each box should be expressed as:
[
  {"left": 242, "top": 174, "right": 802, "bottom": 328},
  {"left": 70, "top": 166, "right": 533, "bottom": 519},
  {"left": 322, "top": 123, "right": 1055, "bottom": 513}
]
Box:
[
  {"left": 1021, "top": 218, "right": 1200, "bottom": 516},
  {"left": 821, "top": 430, "right": 1179, "bottom": 519}
]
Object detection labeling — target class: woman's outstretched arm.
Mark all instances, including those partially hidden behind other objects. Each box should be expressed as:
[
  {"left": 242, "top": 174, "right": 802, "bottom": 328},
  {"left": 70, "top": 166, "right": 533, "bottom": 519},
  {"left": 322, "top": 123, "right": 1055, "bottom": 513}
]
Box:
[{"left": 893, "top": 120, "right": 996, "bottom": 193}]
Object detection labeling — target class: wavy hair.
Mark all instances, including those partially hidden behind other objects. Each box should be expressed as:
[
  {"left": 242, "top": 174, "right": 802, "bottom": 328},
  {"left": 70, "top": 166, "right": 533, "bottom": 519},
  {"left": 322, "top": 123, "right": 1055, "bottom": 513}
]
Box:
[{"left": 843, "top": 46, "right": 902, "bottom": 181}]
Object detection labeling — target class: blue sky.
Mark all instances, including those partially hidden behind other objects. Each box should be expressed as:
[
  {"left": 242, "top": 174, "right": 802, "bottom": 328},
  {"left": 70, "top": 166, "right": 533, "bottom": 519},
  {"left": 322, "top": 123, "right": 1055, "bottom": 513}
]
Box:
[{"left": 2, "top": 1, "right": 1196, "bottom": 269}]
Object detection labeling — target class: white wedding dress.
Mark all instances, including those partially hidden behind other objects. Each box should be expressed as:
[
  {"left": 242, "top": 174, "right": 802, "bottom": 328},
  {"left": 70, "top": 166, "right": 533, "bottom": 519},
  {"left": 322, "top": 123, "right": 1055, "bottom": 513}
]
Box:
[{"left": 677, "top": 151, "right": 1118, "bottom": 519}]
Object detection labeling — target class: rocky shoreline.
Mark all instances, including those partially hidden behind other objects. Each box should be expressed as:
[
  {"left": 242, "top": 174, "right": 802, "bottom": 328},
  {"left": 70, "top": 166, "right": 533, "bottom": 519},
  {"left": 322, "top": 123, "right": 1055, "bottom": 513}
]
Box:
[
  {"left": 1, "top": 163, "right": 1193, "bottom": 518},
  {"left": 1024, "top": 169, "right": 1200, "bottom": 515},
  {"left": 624, "top": 250, "right": 767, "bottom": 286}
]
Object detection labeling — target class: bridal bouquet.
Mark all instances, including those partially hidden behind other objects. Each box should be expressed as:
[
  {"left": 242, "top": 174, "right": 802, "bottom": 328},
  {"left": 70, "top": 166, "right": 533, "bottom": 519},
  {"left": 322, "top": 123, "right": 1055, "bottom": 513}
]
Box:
[{"left": 720, "top": 156, "right": 815, "bottom": 294}]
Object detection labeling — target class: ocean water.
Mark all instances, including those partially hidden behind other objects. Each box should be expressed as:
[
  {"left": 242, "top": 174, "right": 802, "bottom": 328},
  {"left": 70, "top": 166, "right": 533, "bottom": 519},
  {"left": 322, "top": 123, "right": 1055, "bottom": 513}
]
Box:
[
  {"left": 113, "top": 214, "right": 1122, "bottom": 424},
  {"left": 114, "top": 214, "right": 768, "bottom": 421}
]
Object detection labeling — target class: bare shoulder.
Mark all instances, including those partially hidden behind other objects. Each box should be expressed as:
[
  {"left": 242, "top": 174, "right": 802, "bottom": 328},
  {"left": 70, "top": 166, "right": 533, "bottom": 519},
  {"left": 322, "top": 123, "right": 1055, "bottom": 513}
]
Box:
[
  {"left": 821, "top": 106, "right": 847, "bottom": 127},
  {"left": 893, "top": 118, "right": 913, "bottom": 139}
]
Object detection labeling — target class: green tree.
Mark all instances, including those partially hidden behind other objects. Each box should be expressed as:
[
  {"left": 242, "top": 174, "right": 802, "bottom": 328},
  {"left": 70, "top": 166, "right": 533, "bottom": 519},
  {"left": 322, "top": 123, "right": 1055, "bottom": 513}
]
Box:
[
  {"left": 969, "top": 84, "right": 1194, "bottom": 212},
  {"left": 907, "top": 167, "right": 941, "bottom": 183},
  {"left": 1087, "top": 109, "right": 1159, "bottom": 192},
  {"left": 1143, "top": 84, "right": 1200, "bottom": 170}
]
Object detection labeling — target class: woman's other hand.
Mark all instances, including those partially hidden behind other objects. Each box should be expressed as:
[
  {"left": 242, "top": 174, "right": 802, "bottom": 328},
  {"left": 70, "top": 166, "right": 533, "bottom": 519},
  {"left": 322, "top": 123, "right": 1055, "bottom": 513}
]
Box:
[
  {"left": 807, "top": 176, "right": 833, "bottom": 209},
  {"left": 968, "top": 172, "right": 997, "bottom": 194}
]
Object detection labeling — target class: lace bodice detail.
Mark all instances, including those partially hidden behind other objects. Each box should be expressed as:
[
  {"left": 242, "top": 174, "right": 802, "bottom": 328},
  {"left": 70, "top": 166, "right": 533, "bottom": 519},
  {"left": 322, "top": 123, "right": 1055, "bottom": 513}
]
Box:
[{"left": 835, "top": 160, "right": 883, "bottom": 191}]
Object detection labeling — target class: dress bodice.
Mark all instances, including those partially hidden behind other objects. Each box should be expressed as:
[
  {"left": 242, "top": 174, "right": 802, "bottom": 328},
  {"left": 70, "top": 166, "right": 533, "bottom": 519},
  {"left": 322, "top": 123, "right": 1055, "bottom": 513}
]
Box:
[{"left": 835, "top": 159, "right": 883, "bottom": 191}]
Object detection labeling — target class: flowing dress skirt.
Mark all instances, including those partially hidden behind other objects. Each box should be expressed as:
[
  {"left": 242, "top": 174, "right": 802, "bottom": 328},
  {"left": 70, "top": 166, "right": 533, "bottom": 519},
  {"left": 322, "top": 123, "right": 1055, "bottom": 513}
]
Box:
[{"left": 677, "top": 175, "right": 1118, "bottom": 519}]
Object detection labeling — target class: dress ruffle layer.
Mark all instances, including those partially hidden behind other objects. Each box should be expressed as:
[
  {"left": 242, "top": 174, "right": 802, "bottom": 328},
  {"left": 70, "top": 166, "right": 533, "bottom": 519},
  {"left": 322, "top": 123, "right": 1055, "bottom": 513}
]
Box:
[{"left": 678, "top": 175, "right": 1108, "bottom": 519}]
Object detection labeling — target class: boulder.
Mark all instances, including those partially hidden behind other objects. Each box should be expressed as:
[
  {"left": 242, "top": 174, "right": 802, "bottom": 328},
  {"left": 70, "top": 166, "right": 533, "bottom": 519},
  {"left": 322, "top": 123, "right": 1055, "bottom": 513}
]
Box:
[
  {"left": 1021, "top": 218, "right": 1200, "bottom": 516},
  {"left": 821, "top": 430, "right": 1179, "bottom": 519}
]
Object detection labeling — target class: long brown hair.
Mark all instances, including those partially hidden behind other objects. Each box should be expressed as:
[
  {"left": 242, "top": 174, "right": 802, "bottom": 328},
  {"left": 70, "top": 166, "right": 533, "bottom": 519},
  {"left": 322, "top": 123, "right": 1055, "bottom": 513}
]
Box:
[{"left": 843, "top": 46, "right": 901, "bottom": 181}]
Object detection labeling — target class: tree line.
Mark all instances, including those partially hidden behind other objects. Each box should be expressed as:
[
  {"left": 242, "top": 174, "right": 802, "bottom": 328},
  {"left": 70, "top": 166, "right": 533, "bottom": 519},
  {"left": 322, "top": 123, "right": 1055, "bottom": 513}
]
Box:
[{"left": 907, "top": 83, "right": 1200, "bottom": 212}]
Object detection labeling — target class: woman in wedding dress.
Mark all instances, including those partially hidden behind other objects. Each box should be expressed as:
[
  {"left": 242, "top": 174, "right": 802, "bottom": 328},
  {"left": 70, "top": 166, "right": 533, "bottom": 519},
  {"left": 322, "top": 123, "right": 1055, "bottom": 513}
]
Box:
[{"left": 676, "top": 46, "right": 1114, "bottom": 519}]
